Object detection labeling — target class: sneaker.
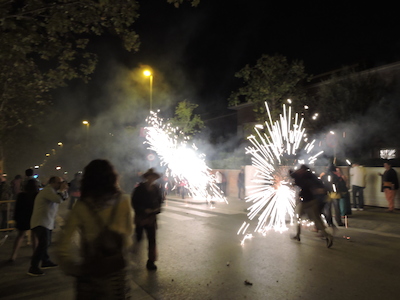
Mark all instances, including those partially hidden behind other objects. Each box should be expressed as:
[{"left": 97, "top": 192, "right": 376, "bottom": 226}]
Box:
[
  {"left": 27, "top": 267, "right": 45, "bottom": 276},
  {"left": 41, "top": 261, "right": 58, "bottom": 269},
  {"left": 359, "top": 208, "right": 364, "bottom": 211},
  {"left": 146, "top": 260, "right": 157, "bottom": 271},
  {"left": 351, "top": 208, "right": 358, "bottom": 211},
  {"left": 326, "top": 235, "right": 333, "bottom": 248}
]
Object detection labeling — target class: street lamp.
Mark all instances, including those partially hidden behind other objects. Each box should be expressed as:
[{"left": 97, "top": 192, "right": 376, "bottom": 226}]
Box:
[
  {"left": 143, "top": 70, "right": 153, "bottom": 112},
  {"left": 82, "top": 120, "right": 90, "bottom": 145}
]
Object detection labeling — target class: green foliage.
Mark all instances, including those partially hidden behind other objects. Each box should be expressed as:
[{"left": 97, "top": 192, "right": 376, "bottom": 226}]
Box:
[
  {"left": 313, "top": 67, "right": 389, "bottom": 130},
  {"left": 169, "top": 100, "right": 204, "bottom": 137},
  {"left": 0, "top": 0, "right": 140, "bottom": 133},
  {"left": 228, "top": 54, "right": 310, "bottom": 121},
  {"left": 167, "top": 0, "right": 200, "bottom": 8}
]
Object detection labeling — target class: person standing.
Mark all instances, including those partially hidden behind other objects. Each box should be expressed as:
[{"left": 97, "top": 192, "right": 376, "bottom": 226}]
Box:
[
  {"left": 27, "top": 176, "right": 68, "bottom": 276},
  {"left": 57, "top": 159, "right": 134, "bottom": 299},
  {"left": 0, "top": 174, "right": 12, "bottom": 229},
  {"left": 320, "top": 165, "right": 345, "bottom": 227},
  {"left": 68, "top": 172, "right": 82, "bottom": 209},
  {"left": 131, "top": 168, "right": 163, "bottom": 270},
  {"left": 379, "top": 162, "right": 399, "bottom": 212},
  {"left": 10, "top": 179, "right": 39, "bottom": 261},
  {"left": 350, "top": 163, "right": 367, "bottom": 210},
  {"left": 290, "top": 165, "right": 333, "bottom": 248},
  {"left": 237, "top": 168, "right": 245, "bottom": 200},
  {"left": 10, "top": 175, "right": 22, "bottom": 200}
]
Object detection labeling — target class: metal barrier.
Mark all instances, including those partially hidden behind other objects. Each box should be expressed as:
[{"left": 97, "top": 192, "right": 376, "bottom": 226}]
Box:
[{"left": 0, "top": 200, "right": 16, "bottom": 232}]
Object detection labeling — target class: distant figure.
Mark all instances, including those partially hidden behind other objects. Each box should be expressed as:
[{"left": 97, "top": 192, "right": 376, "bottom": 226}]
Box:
[
  {"left": 131, "top": 168, "right": 163, "bottom": 271},
  {"left": 58, "top": 159, "right": 134, "bottom": 299},
  {"left": 379, "top": 162, "right": 399, "bottom": 213},
  {"left": 320, "top": 165, "right": 345, "bottom": 227},
  {"left": 22, "top": 168, "right": 41, "bottom": 192},
  {"left": 215, "top": 171, "right": 223, "bottom": 192},
  {"left": 350, "top": 163, "right": 366, "bottom": 211},
  {"left": 0, "top": 174, "right": 12, "bottom": 229},
  {"left": 237, "top": 168, "right": 245, "bottom": 200},
  {"left": 10, "top": 175, "right": 22, "bottom": 199},
  {"left": 350, "top": 163, "right": 366, "bottom": 210},
  {"left": 10, "top": 179, "right": 39, "bottom": 261},
  {"left": 68, "top": 172, "right": 82, "bottom": 209},
  {"left": 333, "top": 167, "right": 352, "bottom": 217},
  {"left": 290, "top": 165, "right": 333, "bottom": 248},
  {"left": 28, "top": 176, "right": 68, "bottom": 276}
]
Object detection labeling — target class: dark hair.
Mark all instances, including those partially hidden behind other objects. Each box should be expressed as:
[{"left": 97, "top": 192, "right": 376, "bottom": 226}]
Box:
[
  {"left": 25, "top": 169, "right": 33, "bottom": 177},
  {"left": 80, "top": 159, "right": 120, "bottom": 201},
  {"left": 25, "top": 179, "right": 39, "bottom": 194},
  {"left": 48, "top": 176, "right": 58, "bottom": 184}
]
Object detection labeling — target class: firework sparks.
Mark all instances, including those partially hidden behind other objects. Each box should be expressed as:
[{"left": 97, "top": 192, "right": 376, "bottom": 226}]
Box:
[
  {"left": 241, "top": 102, "right": 322, "bottom": 240},
  {"left": 145, "top": 111, "right": 227, "bottom": 204}
]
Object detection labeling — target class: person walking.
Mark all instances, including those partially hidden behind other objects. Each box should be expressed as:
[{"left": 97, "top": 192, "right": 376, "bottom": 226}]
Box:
[
  {"left": 379, "top": 162, "right": 399, "bottom": 212},
  {"left": 0, "top": 174, "right": 12, "bottom": 229},
  {"left": 237, "top": 168, "right": 245, "bottom": 200},
  {"left": 290, "top": 165, "right": 333, "bottom": 248},
  {"left": 131, "top": 168, "right": 163, "bottom": 270},
  {"left": 57, "top": 159, "right": 134, "bottom": 299},
  {"left": 350, "top": 163, "right": 366, "bottom": 210},
  {"left": 27, "top": 176, "right": 68, "bottom": 276},
  {"left": 9, "top": 179, "right": 39, "bottom": 261}
]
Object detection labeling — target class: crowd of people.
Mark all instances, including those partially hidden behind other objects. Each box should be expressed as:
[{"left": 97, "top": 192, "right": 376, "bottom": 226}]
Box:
[{"left": 0, "top": 160, "right": 398, "bottom": 299}]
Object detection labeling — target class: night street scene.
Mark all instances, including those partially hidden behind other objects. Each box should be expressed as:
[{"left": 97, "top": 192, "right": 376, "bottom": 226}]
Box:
[{"left": 1, "top": 1, "right": 400, "bottom": 300}]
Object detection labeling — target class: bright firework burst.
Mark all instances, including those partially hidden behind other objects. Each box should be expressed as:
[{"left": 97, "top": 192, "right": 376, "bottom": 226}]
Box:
[
  {"left": 145, "top": 111, "right": 227, "bottom": 204},
  {"left": 239, "top": 102, "right": 322, "bottom": 239}
]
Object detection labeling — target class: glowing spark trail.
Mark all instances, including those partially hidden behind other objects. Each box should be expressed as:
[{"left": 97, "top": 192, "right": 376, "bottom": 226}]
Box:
[
  {"left": 240, "top": 102, "right": 322, "bottom": 241},
  {"left": 145, "top": 111, "right": 227, "bottom": 204}
]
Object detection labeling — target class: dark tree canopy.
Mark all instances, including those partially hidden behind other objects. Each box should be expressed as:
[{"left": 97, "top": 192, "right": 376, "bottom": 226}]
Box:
[
  {"left": 228, "top": 54, "right": 310, "bottom": 121},
  {"left": 0, "top": 0, "right": 140, "bottom": 134}
]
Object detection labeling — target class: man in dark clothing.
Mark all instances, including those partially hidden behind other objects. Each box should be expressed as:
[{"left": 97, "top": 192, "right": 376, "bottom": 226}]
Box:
[
  {"left": 379, "top": 162, "right": 399, "bottom": 212},
  {"left": 131, "top": 168, "right": 163, "bottom": 270},
  {"left": 320, "top": 166, "right": 345, "bottom": 227},
  {"left": 290, "top": 165, "right": 333, "bottom": 248}
]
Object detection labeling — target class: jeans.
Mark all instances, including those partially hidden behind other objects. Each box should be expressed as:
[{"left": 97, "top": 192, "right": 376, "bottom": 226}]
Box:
[
  {"left": 352, "top": 185, "right": 364, "bottom": 208},
  {"left": 31, "top": 226, "right": 52, "bottom": 268}
]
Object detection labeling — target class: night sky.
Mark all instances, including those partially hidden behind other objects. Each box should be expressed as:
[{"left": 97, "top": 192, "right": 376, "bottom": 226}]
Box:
[
  {"left": 50, "top": 1, "right": 400, "bottom": 150},
  {"left": 56, "top": 1, "right": 400, "bottom": 119}
]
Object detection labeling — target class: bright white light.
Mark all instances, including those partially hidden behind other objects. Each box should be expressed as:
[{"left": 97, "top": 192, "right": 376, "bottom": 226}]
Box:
[
  {"left": 145, "top": 112, "right": 227, "bottom": 204},
  {"left": 243, "top": 102, "right": 323, "bottom": 235}
]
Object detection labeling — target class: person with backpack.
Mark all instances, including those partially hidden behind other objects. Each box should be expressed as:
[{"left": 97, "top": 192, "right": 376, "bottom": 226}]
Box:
[{"left": 57, "top": 159, "right": 134, "bottom": 299}]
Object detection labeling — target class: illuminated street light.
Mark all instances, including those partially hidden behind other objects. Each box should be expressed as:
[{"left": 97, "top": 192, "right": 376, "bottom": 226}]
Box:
[
  {"left": 82, "top": 120, "right": 90, "bottom": 145},
  {"left": 143, "top": 70, "right": 153, "bottom": 112},
  {"left": 55, "top": 166, "right": 62, "bottom": 170},
  {"left": 57, "top": 142, "right": 63, "bottom": 147}
]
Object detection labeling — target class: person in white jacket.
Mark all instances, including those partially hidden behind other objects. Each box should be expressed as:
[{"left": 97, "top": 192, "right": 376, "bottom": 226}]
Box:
[{"left": 350, "top": 163, "right": 366, "bottom": 210}]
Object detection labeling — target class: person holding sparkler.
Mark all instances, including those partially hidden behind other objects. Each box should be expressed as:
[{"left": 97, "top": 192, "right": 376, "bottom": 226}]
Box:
[{"left": 290, "top": 165, "right": 333, "bottom": 248}]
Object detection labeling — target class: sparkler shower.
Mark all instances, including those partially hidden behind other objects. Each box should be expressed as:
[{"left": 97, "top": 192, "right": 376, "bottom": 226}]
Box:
[
  {"left": 145, "top": 111, "right": 227, "bottom": 204},
  {"left": 239, "top": 102, "right": 323, "bottom": 241}
]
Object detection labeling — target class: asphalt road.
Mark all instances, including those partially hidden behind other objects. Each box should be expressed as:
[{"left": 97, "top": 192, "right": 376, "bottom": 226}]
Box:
[{"left": 0, "top": 197, "right": 399, "bottom": 300}]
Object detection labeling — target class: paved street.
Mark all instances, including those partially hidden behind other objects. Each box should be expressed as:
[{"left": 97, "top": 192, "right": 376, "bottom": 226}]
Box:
[{"left": 1, "top": 196, "right": 400, "bottom": 300}]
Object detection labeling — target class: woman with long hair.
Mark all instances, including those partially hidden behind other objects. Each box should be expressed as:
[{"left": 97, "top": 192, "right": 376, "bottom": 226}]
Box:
[
  {"left": 9, "top": 179, "right": 39, "bottom": 261},
  {"left": 57, "top": 159, "right": 133, "bottom": 300}
]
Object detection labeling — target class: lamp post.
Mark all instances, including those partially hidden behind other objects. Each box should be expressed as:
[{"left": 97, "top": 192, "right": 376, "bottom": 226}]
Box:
[
  {"left": 143, "top": 70, "right": 153, "bottom": 112},
  {"left": 82, "top": 120, "right": 90, "bottom": 145}
]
